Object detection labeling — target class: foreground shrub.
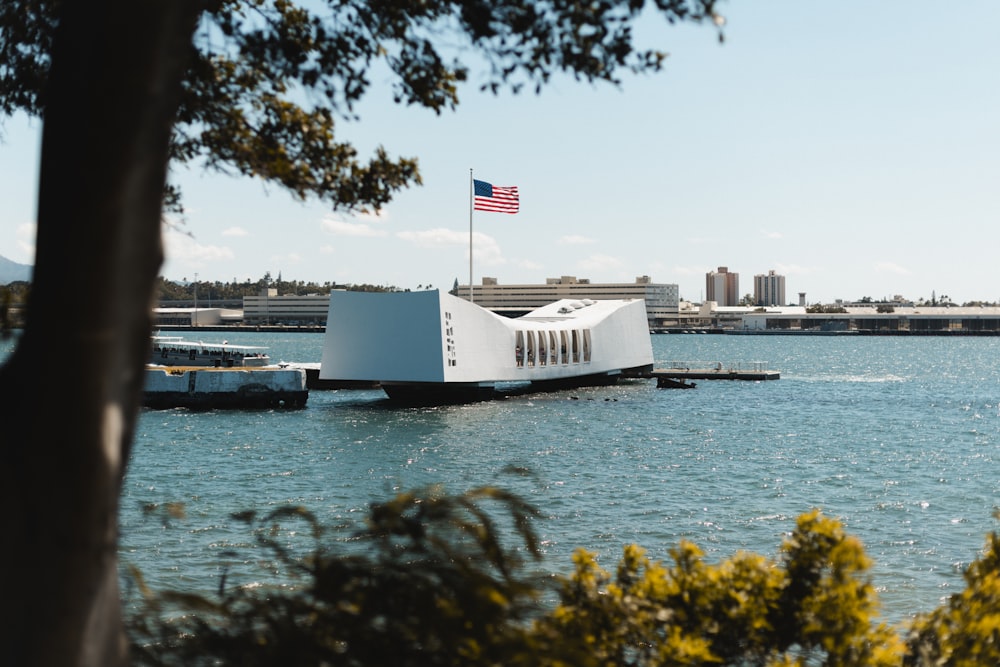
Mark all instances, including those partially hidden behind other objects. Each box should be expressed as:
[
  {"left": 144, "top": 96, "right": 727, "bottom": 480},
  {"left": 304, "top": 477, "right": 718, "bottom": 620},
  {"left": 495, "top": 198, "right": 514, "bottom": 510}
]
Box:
[
  {"left": 128, "top": 486, "right": 545, "bottom": 666},
  {"left": 534, "top": 510, "right": 902, "bottom": 666},
  {"left": 904, "top": 512, "right": 1000, "bottom": 666},
  {"left": 127, "top": 489, "right": 1000, "bottom": 666}
]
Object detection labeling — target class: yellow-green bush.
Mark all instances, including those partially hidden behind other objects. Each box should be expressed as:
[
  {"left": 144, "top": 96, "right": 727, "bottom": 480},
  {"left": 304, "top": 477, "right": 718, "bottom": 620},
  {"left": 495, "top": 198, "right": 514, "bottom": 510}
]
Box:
[
  {"left": 904, "top": 513, "right": 1000, "bottom": 666},
  {"left": 534, "top": 510, "right": 902, "bottom": 666}
]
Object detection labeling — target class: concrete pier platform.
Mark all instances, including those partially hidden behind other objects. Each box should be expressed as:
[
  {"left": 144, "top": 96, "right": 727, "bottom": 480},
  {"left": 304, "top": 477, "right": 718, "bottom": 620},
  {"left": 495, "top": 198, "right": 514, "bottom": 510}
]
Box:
[
  {"left": 143, "top": 365, "right": 308, "bottom": 409},
  {"left": 651, "top": 362, "right": 780, "bottom": 383}
]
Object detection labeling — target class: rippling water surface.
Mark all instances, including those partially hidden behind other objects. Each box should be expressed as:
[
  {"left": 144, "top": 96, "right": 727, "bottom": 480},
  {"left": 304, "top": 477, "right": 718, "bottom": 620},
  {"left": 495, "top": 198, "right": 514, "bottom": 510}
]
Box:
[{"left": 6, "top": 332, "right": 1000, "bottom": 623}]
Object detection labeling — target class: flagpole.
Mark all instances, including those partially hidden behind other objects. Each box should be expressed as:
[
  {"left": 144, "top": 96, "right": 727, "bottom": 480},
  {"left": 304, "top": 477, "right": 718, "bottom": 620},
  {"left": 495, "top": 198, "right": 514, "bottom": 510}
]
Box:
[{"left": 469, "top": 168, "right": 474, "bottom": 304}]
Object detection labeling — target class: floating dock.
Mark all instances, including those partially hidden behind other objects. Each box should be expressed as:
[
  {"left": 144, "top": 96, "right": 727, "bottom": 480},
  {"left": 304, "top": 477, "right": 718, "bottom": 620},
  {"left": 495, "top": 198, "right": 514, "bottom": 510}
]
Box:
[
  {"left": 143, "top": 366, "right": 308, "bottom": 409},
  {"left": 651, "top": 361, "right": 779, "bottom": 386}
]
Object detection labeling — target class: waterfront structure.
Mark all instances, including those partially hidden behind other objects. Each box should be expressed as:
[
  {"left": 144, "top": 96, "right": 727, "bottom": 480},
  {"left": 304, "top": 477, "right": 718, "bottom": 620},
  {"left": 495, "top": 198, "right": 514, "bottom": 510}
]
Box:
[
  {"left": 754, "top": 270, "right": 786, "bottom": 307},
  {"left": 706, "top": 267, "right": 739, "bottom": 306},
  {"left": 736, "top": 305, "right": 1000, "bottom": 333},
  {"left": 320, "top": 289, "right": 654, "bottom": 403},
  {"left": 663, "top": 302, "right": 1000, "bottom": 334},
  {"left": 143, "top": 366, "right": 308, "bottom": 409},
  {"left": 456, "top": 276, "right": 679, "bottom": 327},
  {"left": 153, "top": 307, "right": 229, "bottom": 327},
  {"left": 153, "top": 283, "right": 1000, "bottom": 335},
  {"left": 243, "top": 289, "right": 334, "bottom": 325}
]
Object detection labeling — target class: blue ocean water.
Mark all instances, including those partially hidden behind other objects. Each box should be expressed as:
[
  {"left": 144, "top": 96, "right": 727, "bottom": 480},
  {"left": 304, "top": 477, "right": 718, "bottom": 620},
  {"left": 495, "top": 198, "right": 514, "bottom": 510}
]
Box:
[{"left": 5, "top": 332, "right": 1000, "bottom": 624}]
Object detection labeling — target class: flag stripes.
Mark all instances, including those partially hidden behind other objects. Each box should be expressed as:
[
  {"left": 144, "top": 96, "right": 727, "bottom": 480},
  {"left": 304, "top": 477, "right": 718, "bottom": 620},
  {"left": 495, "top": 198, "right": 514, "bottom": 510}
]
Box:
[{"left": 473, "top": 179, "right": 519, "bottom": 214}]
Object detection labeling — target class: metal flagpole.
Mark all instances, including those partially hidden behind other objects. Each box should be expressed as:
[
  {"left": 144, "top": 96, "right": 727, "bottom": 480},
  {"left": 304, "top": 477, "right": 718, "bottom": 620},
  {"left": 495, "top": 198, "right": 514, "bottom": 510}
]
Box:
[{"left": 469, "top": 168, "right": 474, "bottom": 303}]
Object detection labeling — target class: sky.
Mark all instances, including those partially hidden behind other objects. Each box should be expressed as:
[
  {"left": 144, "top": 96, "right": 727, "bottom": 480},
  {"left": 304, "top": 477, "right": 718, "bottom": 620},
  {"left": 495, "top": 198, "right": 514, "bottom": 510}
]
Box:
[{"left": 0, "top": 1, "right": 998, "bottom": 305}]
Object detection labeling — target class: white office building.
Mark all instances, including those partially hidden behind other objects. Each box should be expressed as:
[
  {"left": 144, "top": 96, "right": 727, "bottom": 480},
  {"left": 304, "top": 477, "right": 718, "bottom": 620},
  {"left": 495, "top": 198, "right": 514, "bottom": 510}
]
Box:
[
  {"left": 456, "top": 276, "right": 680, "bottom": 326},
  {"left": 243, "top": 289, "right": 335, "bottom": 325}
]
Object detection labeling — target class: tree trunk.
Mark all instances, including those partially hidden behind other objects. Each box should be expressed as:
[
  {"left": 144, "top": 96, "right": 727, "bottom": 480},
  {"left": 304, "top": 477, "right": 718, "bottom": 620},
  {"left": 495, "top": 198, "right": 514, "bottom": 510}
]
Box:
[{"left": 0, "top": 2, "right": 198, "bottom": 665}]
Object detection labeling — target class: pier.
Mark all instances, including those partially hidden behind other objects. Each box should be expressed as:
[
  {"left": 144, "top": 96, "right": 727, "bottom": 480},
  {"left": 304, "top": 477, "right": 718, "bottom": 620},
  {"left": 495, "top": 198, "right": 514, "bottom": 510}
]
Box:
[
  {"left": 651, "top": 361, "right": 779, "bottom": 386},
  {"left": 143, "top": 365, "right": 309, "bottom": 409}
]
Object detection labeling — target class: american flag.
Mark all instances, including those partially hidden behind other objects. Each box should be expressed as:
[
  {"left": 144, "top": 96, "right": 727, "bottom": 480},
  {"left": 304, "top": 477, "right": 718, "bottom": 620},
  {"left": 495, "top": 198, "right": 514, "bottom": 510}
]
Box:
[{"left": 473, "top": 179, "right": 519, "bottom": 214}]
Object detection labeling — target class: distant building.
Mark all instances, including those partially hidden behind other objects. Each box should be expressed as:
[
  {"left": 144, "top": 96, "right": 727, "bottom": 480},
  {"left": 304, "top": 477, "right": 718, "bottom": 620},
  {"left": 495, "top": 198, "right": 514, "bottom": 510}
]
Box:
[
  {"left": 670, "top": 302, "right": 1000, "bottom": 334},
  {"left": 456, "top": 276, "right": 680, "bottom": 327},
  {"left": 153, "top": 307, "right": 229, "bottom": 327},
  {"left": 754, "top": 270, "right": 786, "bottom": 306},
  {"left": 243, "top": 289, "right": 335, "bottom": 325},
  {"left": 706, "top": 267, "right": 739, "bottom": 306}
]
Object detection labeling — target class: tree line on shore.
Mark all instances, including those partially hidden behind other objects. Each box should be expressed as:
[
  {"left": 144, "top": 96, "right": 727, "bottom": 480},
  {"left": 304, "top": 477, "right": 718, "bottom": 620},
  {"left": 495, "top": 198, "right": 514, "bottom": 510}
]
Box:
[
  {"left": 153, "top": 273, "right": 402, "bottom": 302},
  {"left": 0, "top": 275, "right": 402, "bottom": 331}
]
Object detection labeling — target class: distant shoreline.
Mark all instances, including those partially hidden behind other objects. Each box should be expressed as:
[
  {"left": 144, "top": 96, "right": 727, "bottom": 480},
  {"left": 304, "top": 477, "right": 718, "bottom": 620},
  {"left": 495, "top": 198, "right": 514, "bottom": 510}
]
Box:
[
  {"left": 155, "top": 324, "right": 1000, "bottom": 337},
  {"left": 156, "top": 324, "right": 326, "bottom": 334}
]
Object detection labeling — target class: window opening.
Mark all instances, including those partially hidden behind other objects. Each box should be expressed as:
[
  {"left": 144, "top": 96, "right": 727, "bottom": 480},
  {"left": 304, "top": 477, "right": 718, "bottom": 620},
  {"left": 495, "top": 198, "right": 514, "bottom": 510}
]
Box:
[
  {"left": 560, "top": 331, "right": 569, "bottom": 365},
  {"left": 526, "top": 331, "right": 535, "bottom": 367},
  {"left": 583, "top": 329, "right": 592, "bottom": 363},
  {"left": 515, "top": 331, "right": 524, "bottom": 367},
  {"left": 538, "top": 330, "right": 547, "bottom": 366},
  {"left": 571, "top": 330, "right": 580, "bottom": 363}
]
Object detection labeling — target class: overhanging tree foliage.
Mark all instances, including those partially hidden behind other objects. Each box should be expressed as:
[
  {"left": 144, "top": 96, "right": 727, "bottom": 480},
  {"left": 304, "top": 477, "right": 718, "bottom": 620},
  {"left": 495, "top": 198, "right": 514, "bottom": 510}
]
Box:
[
  {"left": 0, "top": 0, "right": 724, "bottom": 212},
  {"left": 0, "top": 1, "right": 723, "bottom": 665}
]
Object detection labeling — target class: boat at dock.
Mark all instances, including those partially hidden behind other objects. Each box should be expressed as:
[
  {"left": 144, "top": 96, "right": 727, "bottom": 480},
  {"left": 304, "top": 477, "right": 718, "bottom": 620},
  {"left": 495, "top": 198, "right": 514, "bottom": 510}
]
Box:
[
  {"left": 319, "top": 290, "right": 655, "bottom": 403},
  {"left": 150, "top": 334, "right": 271, "bottom": 368},
  {"left": 657, "top": 376, "right": 697, "bottom": 389},
  {"left": 145, "top": 333, "right": 306, "bottom": 408}
]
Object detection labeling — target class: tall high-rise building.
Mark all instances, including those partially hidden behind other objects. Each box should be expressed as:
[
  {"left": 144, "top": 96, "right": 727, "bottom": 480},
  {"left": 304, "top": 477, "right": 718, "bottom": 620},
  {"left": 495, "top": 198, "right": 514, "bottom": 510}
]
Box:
[
  {"left": 706, "top": 266, "right": 739, "bottom": 306},
  {"left": 754, "top": 270, "right": 786, "bottom": 306}
]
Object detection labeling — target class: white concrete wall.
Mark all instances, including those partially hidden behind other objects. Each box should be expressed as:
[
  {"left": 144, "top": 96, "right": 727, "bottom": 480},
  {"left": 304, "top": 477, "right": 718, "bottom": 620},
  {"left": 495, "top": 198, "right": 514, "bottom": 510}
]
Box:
[{"left": 320, "top": 290, "right": 446, "bottom": 382}]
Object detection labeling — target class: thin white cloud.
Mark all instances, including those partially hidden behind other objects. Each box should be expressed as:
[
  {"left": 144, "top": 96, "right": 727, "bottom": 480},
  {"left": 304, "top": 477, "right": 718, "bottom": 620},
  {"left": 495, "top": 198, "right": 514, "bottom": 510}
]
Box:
[
  {"left": 222, "top": 226, "right": 249, "bottom": 237},
  {"left": 761, "top": 229, "right": 783, "bottom": 239},
  {"left": 270, "top": 252, "right": 303, "bottom": 267},
  {"left": 397, "top": 228, "right": 505, "bottom": 265},
  {"left": 578, "top": 254, "right": 622, "bottom": 271},
  {"left": 319, "top": 244, "right": 335, "bottom": 255},
  {"left": 164, "top": 227, "right": 235, "bottom": 264},
  {"left": 397, "top": 227, "right": 467, "bottom": 247},
  {"left": 515, "top": 258, "right": 544, "bottom": 271},
  {"left": 475, "top": 237, "right": 505, "bottom": 265},
  {"left": 875, "top": 261, "right": 911, "bottom": 275},
  {"left": 774, "top": 263, "right": 812, "bottom": 276},
  {"left": 559, "top": 234, "right": 596, "bottom": 245},
  {"left": 321, "top": 215, "right": 388, "bottom": 237}
]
